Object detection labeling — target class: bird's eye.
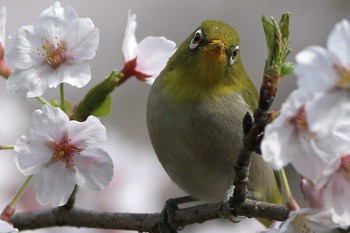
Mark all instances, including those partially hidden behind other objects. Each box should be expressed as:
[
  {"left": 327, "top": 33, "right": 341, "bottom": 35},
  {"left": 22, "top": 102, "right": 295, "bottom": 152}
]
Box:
[
  {"left": 189, "top": 29, "right": 203, "bottom": 49},
  {"left": 229, "top": 45, "right": 240, "bottom": 65}
]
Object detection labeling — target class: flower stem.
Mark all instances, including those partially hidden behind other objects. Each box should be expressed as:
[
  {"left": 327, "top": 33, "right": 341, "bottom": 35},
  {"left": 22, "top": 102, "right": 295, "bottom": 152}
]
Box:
[
  {"left": 11, "top": 175, "right": 33, "bottom": 207},
  {"left": 278, "top": 168, "right": 299, "bottom": 210},
  {"left": 36, "top": 96, "right": 51, "bottom": 106},
  {"left": 0, "top": 145, "right": 14, "bottom": 150},
  {"left": 60, "top": 83, "right": 66, "bottom": 112}
]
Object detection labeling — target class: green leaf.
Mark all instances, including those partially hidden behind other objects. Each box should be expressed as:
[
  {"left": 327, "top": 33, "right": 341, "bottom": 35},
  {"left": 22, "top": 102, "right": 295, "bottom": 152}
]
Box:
[
  {"left": 281, "top": 62, "right": 294, "bottom": 77},
  {"left": 91, "top": 95, "right": 111, "bottom": 117}
]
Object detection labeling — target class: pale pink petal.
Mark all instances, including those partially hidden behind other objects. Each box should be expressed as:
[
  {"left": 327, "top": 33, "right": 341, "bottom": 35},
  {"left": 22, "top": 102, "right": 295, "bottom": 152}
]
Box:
[
  {"left": 65, "top": 18, "right": 99, "bottom": 61},
  {"left": 327, "top": 20, "right": 350, "bottom": 65},
  {"left": 295, "top": 46, "right": 336, "bottom": 93},
  {"left": 34, "top": 161, "right": 76, "bottom": 206},
  {"left": 14, "top": 134, "right": 53, "bottom": 176},
  {"left": 31, "top": 105, "right": 68, "bottom": 141},
  {"left": 37, "top": 2, "right": 78, "bottom": 38},
  {"left": 261, "top": 117, "right": 296, "bottom": 170},
  {"left": 324, "top": 171, "right": 350, "bottom": 227},
  {"left": 73, "top": 148, "right": 113, "bottom": 190},
  {"left": 122, "top": 11, "right": 137, "bottom": 62},
  {"left": 135, "top": 36, "right": 176, "bottom": 77},
  {"left": 48, "top": 62, "right": 91, "bottom": 88},
  {"left": 6, "top": 66, "right": 51, "bottom": 98},
  {"left": 7, "top": 25, "right": 44, "bottom": 69},
  {"left": 307, "top": 92, "right": 350, "bottom": 136},
  {"left": 66, "top": 116, "right": 106, "bottom": 147}
]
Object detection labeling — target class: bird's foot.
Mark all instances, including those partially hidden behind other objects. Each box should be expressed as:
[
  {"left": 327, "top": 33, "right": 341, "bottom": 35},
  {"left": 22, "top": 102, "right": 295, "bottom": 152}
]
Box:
[
  {"left": 219, "top": 185, "right": 247, "bottom": 223},
  {"left": 155, "top": 196, "right": 196, "bottom": 233}
]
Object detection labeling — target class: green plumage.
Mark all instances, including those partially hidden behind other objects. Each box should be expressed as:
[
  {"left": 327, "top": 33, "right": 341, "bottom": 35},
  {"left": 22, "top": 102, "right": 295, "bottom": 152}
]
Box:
[{"left": 147, "top": 20, "right": 281, "bottom": 225}]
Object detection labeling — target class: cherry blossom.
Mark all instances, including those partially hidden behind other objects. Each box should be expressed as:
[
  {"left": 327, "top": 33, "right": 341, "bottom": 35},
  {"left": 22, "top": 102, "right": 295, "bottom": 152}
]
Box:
[
  {"left": 295, "top": 19, "right": 350, "bottom": 135},
  {"left": 120, "top": 11, "right": 176, "bottom": 85},
  {"left": 261, "top": 90, "right": 346, "bottom": 180},
  {"left": 6, "top": 2, "right": 99, "bottom": 98},
  {"left": 14, "top": 105, "right": 113, "bottom": 206}
]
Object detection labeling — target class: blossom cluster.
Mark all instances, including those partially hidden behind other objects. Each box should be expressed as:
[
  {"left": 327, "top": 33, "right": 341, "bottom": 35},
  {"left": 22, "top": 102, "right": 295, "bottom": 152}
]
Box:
[
  {"left": 261, "top": 20, "right": 350, "bottom": 231},
  {"left": 0, "top": 1, "right": 175, "bottom": 231}
]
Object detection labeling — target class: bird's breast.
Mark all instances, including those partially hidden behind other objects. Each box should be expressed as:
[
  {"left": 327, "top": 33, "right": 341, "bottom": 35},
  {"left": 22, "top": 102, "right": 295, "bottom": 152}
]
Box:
[{"left": 147, "top": 84, "right": 250, "bottom": 202}]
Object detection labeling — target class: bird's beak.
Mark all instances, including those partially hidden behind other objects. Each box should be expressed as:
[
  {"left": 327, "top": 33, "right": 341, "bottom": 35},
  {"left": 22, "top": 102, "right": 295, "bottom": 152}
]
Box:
[{"left": 204, "top": 39, "right": 226, "bottom": 59}]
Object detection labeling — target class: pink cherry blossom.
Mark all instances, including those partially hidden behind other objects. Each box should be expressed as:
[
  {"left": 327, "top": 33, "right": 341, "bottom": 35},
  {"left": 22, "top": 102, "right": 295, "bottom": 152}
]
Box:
[{"left": 120, "top": 11, "right": 176, "bottom": 85}]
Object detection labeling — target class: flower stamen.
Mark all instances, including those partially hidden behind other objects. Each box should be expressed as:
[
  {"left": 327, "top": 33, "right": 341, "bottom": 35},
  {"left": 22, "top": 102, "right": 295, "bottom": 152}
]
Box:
[
  {"left": 50, "top": 136, "right": 81, "bottom": 167},
  {"left": 290, "top": 106, "right": 308, "bottom": 134},
  {"left": 334, "top": 64, "right": 350, "bottom": 90},
  {"left": 37, "top": 36, "right": 66, "bottom": 69},
  {"left": 293, "top": 215, "right": 315, "bottom": 233}
]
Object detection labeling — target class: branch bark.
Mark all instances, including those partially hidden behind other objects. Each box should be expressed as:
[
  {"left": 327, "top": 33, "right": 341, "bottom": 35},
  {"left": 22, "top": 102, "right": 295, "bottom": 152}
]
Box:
[{"left": 12, "top": 200, "right": 288, "bottom": 231}]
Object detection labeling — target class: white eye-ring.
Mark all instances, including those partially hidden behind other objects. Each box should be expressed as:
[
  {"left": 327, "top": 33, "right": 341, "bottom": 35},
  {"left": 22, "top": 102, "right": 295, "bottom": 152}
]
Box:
[
  {"left": 229, "top": 45, "right": 240, "bottom": 65},
  {"left": 189, "top": 29, "right": 203, "bottom": 49}
]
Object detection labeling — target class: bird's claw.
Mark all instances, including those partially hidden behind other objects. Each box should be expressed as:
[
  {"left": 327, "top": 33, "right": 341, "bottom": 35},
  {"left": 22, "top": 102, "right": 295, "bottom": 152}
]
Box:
[{"left": 155, "top": 197, "right": 196, "bottom": 233}]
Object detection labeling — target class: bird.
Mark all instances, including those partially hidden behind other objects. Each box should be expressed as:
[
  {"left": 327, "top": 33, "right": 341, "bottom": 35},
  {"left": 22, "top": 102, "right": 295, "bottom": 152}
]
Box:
[{"left": 146, "top": 20, "right": 282, "bottom": 226}]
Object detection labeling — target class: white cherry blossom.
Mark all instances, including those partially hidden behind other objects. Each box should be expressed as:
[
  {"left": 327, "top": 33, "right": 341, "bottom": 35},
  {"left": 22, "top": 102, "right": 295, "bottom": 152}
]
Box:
[
  {"left": 295, "top": 20, "right": 350, "bottom": 135},
  {"left": 14, "top": 105, "right": 113, "bottom": 206},
  {"left": 6, "top": 2, "right": 99, "bottom": 98}
]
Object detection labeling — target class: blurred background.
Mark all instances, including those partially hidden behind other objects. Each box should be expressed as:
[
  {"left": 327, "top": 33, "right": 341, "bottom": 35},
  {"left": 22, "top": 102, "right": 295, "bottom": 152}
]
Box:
[{"left": 0, "top": 0, "right": 349, "bottom": 232}]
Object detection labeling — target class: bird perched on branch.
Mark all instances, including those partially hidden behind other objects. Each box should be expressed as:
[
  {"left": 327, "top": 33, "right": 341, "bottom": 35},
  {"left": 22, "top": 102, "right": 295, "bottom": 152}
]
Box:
[{"left": 147, "top": 20, "right": 282, "bottom": 226}]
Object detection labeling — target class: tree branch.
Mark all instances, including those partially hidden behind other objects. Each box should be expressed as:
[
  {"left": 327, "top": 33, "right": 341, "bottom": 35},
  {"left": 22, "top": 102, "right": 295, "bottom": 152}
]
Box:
[
  {"left": 232, "top": 13, "right": 292, "bottom": 206},
  {"left": 12, "top": 200, "right": 288, "bottom": 231}
]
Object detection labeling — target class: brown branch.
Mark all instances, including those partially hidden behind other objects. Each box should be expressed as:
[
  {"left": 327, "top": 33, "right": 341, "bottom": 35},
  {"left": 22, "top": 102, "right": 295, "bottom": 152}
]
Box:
[
  {"left": 12, "top": 200, "right": 288, "bottom": 231},
  {"left": 232, "top": 13, "right": 291, "bottom": 207}
]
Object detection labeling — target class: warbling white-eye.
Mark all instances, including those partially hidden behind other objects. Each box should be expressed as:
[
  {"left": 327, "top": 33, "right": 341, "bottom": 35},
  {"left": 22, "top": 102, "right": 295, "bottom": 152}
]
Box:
[{"left": 146, "top": 20, "right": 282, "bottom": 226}]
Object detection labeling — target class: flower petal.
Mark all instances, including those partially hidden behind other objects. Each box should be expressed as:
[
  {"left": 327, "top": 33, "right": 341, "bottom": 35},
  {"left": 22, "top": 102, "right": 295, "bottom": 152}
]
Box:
[
  {"left": 327, "top": 20, "right": 350, "bottom": 66},
  {"left": 65, "top": 18, "right": 99, "bottom": 61},
  {"left": 6, "top": 66, "right": 51, "bottom": 98},
  {"left": 324, "top": 170, "right": 350, "bottom": 227},
  {"left": 14, "top": 134, "right": 53, "bottom": 176},
  {"left": 48, "top": 62, "right": 91, "bottom": 88},
  {"left": 295, "top": 46, "right": 336, "bottom": 93},
  {"left": 31, "top": 105, "right": 68, "bottom": 141},
  {"left": 135, "top": 36, "right": 176, "bottom": 77},
  {"left": 73, "top": 147, "right": 113, "bottom": 190},
  {"left": 66, "top": 115, "right": 107, "bottom": 148},
  {"left": 37, "top": 1, "right": 79, "bottom": 39},
  {"left": 7, "top": 25, "right": 44, "bottom": 69},
  {"left": 261, "top": 116, "right": 295, "bottom": 170},
  {"left": 307, "top": 92, "right": 350, "bottom": 136},
  {"left": 34, "top": 161, "right": 76, "bottom": 206},
  {"left": 122, "top": 10, "right": 138, "bottom": 62}
]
